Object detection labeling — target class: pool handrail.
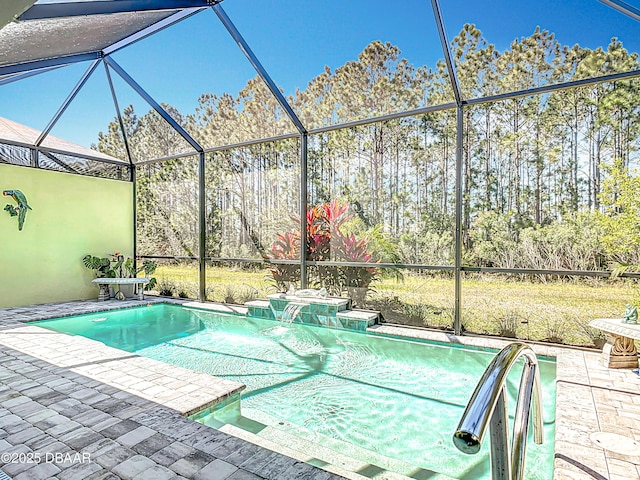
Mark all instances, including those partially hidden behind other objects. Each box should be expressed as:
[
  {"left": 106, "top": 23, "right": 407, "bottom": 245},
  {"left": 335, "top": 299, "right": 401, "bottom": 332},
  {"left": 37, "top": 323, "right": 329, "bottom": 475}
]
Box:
[{"left": 452, "top": 342, "right": 543, "bottom": 480}]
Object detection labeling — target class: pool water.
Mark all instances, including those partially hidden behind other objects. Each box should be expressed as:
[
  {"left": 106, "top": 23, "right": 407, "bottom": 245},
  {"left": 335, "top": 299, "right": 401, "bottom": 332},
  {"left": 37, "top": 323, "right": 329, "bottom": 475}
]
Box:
[{"left": 34, "top": 304, "right": 556, "bottom": 479}]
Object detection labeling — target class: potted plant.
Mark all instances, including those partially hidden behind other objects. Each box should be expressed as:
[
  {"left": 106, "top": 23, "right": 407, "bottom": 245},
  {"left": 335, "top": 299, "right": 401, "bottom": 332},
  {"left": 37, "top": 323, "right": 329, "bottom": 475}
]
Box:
[
  {"left": 83, "top": 253, "right": 157, "bottom": 299},
  {"left": 269, "top": 200, "right": 380, "bottom": 306},
  {"left": 83, "top": 253, "right": 118, "bottom": 298},
  {"left": 82, "top": 254, "right": 118, "bottom": 279}
]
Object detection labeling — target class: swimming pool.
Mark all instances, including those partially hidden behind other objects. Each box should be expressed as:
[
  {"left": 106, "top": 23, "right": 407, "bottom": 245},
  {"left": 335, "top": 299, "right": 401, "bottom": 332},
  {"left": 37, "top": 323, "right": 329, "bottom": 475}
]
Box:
[{"left": 33, "top": 303, "right": 556, "bottom": 479}]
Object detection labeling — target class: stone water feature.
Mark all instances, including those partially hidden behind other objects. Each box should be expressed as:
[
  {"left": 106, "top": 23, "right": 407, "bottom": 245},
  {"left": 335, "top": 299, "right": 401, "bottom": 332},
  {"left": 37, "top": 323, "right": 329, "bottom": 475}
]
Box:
[{"left": 245, "top": 288, "right": 379, "bottom": 332}]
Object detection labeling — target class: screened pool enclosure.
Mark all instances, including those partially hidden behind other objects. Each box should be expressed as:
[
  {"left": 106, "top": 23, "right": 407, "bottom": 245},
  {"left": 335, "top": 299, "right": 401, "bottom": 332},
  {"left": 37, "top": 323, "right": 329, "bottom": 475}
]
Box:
[{"left": 2, "top": 0, "right": 640, "bottom": 342}]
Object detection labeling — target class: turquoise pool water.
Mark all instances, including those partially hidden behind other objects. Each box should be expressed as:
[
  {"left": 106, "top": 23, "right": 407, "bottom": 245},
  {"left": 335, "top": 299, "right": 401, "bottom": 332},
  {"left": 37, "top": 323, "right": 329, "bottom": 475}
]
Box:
[{"left": 34, "top": 304, "right": 556, "bottom": 479}]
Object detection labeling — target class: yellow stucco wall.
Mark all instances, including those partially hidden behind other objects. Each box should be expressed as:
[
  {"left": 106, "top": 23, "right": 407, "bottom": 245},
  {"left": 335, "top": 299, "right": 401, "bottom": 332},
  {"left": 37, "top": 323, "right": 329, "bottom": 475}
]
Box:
[{"left": 0, "top": 164, "right": 133, "bottom": 308}]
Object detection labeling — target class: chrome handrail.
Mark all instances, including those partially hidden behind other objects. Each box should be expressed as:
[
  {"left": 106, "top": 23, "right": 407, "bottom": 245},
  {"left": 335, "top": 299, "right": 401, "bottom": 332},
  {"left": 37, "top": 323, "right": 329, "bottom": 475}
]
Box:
[{"left": 452, "top": 343, "right": 543, "bottom": 480}]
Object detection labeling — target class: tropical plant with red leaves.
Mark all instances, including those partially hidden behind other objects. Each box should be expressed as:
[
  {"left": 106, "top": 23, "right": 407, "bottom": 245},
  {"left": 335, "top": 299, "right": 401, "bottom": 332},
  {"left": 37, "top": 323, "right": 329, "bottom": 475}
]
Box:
[{"left": 269, "top": 200, "right": 378, "bottom": 304}]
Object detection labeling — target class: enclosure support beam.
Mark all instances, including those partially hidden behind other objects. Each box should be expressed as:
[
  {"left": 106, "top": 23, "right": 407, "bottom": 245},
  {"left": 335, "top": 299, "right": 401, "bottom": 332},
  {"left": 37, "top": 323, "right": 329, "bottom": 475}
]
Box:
[
  {"left": 198, "top": 151, "right": 207, "bottom": 301},
  {"left": 300, "top": 133, "right": 308, "bottom": 289},
  {"left": 431, "top": 0, "right": 463, "bottom": 105},
  {"left": 454, "top": 105, "right": 464, "bottom": 335},
  {"left": 29, "top": 148, "right": 38, "bottom": 168},
  {"left": 36, "top": 59, "right": 101, "bottom": 147},
  {"left": 465, "top": 68, "right": 640, "bottom": 106},
  {"left": 212, "top": 4, "right": 307, "bottom": 135},
  {"left": 599, "top": 0, "right": 640, "bottom": 22},
  {"left": 0, "top": 52, "right": 101, "bottom": 77},
  {"left": 132, "top": 164, "right": 138, "bottom": 269},
  {"left": 432, "top": 0, "right": 464, "bottom": 334},
  {"left": 0, "top": 66, "right": 62, "bottom": 87},
  {"left": 213, "top": 2, "right": 309, "bottom": 290},
  {"left": 104, "top": 60, "right": 134, "bottom": 165},
  {"left": 103, "top": 55, "right": 206, "bottom": 297},
  {"left": 104, "top": 56, "right": 204, "bottom": 153}
]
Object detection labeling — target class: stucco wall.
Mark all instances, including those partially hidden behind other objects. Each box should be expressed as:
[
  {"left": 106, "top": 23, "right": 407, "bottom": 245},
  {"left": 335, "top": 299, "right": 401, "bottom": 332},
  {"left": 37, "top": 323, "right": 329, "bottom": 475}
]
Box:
[{"left": 0, "top": 164, "right": 133, "bottom": 308}]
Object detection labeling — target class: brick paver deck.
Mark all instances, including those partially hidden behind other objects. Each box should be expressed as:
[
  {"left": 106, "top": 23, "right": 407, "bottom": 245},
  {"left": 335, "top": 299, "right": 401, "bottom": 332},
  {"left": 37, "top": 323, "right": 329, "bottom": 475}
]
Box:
[
  {"left": 0, "top": 298, "right": 341, "bottom": 480},
  {"left": 0, "top": 299, "right": 639, "bottom": 479}
]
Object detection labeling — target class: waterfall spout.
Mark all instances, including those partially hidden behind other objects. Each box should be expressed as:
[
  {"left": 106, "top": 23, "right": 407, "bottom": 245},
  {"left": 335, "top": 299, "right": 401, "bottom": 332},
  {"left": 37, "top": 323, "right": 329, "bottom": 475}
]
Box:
[{"left": 281, "top": 302, "right": 305, "bottom": 326}]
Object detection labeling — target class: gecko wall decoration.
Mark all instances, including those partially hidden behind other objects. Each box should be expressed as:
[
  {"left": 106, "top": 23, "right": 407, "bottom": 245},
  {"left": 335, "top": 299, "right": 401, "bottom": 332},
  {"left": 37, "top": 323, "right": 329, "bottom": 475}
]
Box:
[{"left": 3, "top": 190, "right": 32, "bottom": 231}]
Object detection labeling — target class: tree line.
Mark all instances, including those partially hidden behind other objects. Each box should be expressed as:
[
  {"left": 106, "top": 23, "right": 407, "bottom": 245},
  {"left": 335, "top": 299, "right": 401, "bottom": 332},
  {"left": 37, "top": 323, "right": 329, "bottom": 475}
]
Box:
[{"left": 97, "top": 25, "right": 640, "bottom": 271}]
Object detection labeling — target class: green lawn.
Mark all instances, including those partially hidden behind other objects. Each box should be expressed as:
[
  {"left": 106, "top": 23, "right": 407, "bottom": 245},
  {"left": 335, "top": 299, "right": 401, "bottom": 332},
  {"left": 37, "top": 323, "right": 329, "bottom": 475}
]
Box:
[{"left": 150, "top": 263, "right": 636, "bottom": 347}]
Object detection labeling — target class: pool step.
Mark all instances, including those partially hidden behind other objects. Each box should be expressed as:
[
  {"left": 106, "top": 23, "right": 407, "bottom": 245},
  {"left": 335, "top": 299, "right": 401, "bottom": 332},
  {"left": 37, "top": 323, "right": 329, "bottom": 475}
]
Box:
[
  {"left": 244, "top": 299, "right": 271, "bottom": 315},
  {"left": 223, "top": 407, "right": 456, "bottom": 480},
  {"left": 336, "top": 309, "right": 379, "bottom": 328},
  {"left": 243, "top": 409, "right": 418, "bottom": 479},
  {"left": 218, "top": 423, "right": 367, "bottom": 480}
]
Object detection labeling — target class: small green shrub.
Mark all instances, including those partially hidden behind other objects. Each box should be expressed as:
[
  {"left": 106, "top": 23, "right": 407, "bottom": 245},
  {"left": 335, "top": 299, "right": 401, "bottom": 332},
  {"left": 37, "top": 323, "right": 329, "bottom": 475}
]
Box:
[
  {"left": 496, "top": 313, "right": 519, "bottom": 338},
  {"left": 218, "top": 285, "right": 236, "bottom": 304},
  {"left": 538, "top": 315, "right": 568, "bottom": 344},
  {"left": 158, "top": 279, "right": 176, "bottom": 297},
  {"left": 403, "top": 303, "right": 427, "bottom": 324},
  {"left": 573, "top": 316, "right": 607, "bottom": 348},
  {"left": 205, "top": 285, "right": 217, "bottom": 302},
  {"left": 238, "top": 284, "right": 259, "bottom": 304}
]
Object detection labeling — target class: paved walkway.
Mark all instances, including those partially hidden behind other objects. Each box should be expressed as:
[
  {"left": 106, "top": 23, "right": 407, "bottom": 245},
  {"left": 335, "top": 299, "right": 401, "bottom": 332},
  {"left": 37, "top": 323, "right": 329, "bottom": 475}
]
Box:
[
  {"left": 0, "top": 299, "right": 341, "bottom": 480},
  {"left": 0, "top": 299, "right": 639, "bottom": 479}
]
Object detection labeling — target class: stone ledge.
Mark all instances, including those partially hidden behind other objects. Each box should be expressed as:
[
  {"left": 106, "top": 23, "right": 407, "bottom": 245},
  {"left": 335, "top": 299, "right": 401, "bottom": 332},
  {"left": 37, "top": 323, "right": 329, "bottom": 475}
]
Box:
[
  {"left": 267, "top": 293, "right": 350, "bottom": 307},
  {"left": 244, "top": 300, "right": 269, "bottom": 308},
  {"left": 336, "top": 310, "right": 378, "bottom": 321}
]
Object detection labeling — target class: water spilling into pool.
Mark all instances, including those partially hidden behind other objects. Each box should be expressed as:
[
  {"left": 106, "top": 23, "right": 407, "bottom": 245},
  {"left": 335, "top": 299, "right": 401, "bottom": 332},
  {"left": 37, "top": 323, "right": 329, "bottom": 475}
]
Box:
[
  {"left": 34, "top": 304, "right": 556, "bottom": 479},
  {"left": 279, "top": 302, "right": 306, "bottom": 326}
]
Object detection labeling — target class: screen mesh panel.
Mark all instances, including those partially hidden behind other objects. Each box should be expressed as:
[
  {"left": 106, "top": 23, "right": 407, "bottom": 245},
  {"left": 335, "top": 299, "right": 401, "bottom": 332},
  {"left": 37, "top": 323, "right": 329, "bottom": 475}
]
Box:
[
  {"left": 0, "top": 142, "right": 31, "bottom": 166},
  {"left": 37, "top": 150, "right": 130, "bottom": 180},
  {"left": 0, "top": 10, "right": 178, "bottom": 67}
]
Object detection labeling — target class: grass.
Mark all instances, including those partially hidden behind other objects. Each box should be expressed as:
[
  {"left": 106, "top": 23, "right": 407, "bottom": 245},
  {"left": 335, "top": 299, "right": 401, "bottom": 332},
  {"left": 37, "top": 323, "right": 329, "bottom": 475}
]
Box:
[
  {"left": 151, "top": 262, "right": 637, "bottom": 347},
  {"left": 459, "top": 276, "right": 633, "bottom": 345},
  {"left": 152, "top": 263, "right": 274, "bottom": 303}
]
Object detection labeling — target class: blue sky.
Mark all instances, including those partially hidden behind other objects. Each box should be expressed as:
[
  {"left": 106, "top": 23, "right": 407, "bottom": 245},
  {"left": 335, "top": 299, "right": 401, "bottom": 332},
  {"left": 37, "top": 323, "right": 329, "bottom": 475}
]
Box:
[{"left": 1, "top": 0, "right": 640, "bottom": 148}]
